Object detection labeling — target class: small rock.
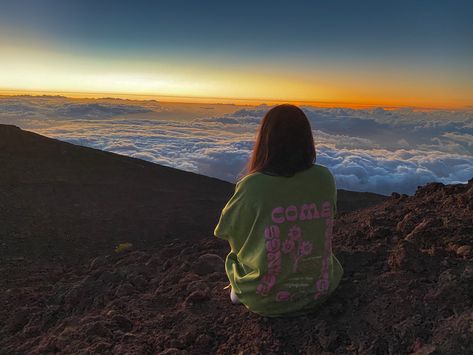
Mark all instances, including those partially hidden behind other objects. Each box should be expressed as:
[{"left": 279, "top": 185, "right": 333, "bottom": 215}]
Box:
[
  {"left": 412, "top": 344, "right": 436, "bottom": 355},
  {"left": 121, "top": 332, "right": 136, "bottom": 342},
  {"left": 195, "top": 334, "right": 212, "bottom": 347},
  {"left": 186, "top": 280, "right": 208, "bottom": 293},
  {"left": 184, "top": 290, "right": 209, "bottom": 305},
  {"left": 396, "top": 212, "right": 418, "bottom": 234},
  {"left": 22, "top": 323, "right": 41, "bottom": 336},
  {"left": 8, "top": 307, "right": 30, "bottom": 332},
  {"left": 179, "top": 272, "right": 201, "bottom": 284},
  {"left": 89, "top": 256, "right": 108, "bottom": 270},
  {"left": 179, "top": 330, "right": 196, "bottom": 345},
  {"left": 162, "top": 259, "right": 173, "bottom": 271},
  {"left": 388, "top": 240, "right": 425, "bottom": 272},
  {"left": 106, "top": 309, "right": 118, "bottom": 317},
  {"left": 314, "top": 321, "right": 338, "bottom": 350},
  {"left": 145, "top": 255, "right": 161, "bottom": 268},
  {"left": 405, "top": 218, "right": 441, "bottom": 241},
  {"left": 121, "top": 264, "right": 147, "bottom": 277},
  {"left": 391, "top": 192, "right": 401, "bottom": 199},
  {"left": 98, "top": 271, "right": 124, "bottom": 285},
  {"left": 169, "top": 338, "right": 183, "bottom": 348},
  {"left": 367, "top": 216, "right": 384, "bottom": 228},
  {"left": 128, "top": 251, "right": 149, "bottom": 262},
  {"left": 192, "top": 254, "right": 224, "bottom": 275},
  {"left": 207, "top": 272, "right": 225, "bottom": 281},
  {"left": 456, "top": 245, "right": 471, "bottom": 257},
  {"left": 91, "top": 342, "right": 112, "bottom": 353},
  {"left": 115, "top": 282, "right": 135, "bottom": 297},
  {"left": 179, "top": 262, "right": 191, "bottom": 272},
  {"left": 438, "top": 269, "right": 457, "bottom": 285},
  {"left": 150, "top": 277, "right": 161, "bottom": 288},
  {"left": 85, "top": 321, "right": 113, "bottom": 339},
  {"left": 368, "top": 227, "right": 390, "bottom": 239},
  {"left": 112, "top": 315, "right": 133, "bottom": 332},
  {"left": 461, "top": 265, "right": 473, "bottom": 280},
  {"left": 129, "top": 275, "right": 148, "bottom": 291},
  {"left": 158, "top": 348, "right": 182, "bottom": 355}
]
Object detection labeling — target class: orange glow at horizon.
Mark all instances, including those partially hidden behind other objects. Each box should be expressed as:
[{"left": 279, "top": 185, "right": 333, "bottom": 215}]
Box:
[
  {"left": 1, "top": 89, "right": 471, "bottom": 111},
  {"left": 0, "top": 40, "right": 472, "bottom": 110}
]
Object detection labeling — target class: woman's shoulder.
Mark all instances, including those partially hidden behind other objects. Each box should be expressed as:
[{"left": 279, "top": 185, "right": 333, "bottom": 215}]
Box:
[
  {"left": 235, "top": 170, "right": 265, "bottom": 189},
  {"left": 311, "top": 163, "right": 336, "bottom": 185},
  {"left": 311, "top": 163, "right": 334, "bottom": 177}
]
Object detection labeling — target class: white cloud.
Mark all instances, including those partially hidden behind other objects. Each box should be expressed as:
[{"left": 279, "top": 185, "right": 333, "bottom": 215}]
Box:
[
  {"left": 317, "top": 145, "right": 473, "bottom": 194},
  {"left": 1, "top": 95, "right": 472, "bottom": 195}
]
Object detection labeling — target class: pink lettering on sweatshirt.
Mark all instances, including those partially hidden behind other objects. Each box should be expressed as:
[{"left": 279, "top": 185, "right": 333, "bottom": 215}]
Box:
[
  {"left": 313, "top": 213, "right": 334, "bottom": 300},
  {"left": 258, "top": 200, "right": 334, "bottom": 301},
  {"left": 257, "top": 225, "right": 282, "bottom": 296}
]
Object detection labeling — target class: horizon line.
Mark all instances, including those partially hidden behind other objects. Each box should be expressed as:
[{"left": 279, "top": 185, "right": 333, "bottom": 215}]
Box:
[{"left": 0, "top": 89, "right": 471, "bottom": 111}]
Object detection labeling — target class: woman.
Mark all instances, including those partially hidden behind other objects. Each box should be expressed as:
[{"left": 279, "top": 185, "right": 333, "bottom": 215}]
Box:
[{"left": 214, "top": 104, "right": 343, "bottom": 317}]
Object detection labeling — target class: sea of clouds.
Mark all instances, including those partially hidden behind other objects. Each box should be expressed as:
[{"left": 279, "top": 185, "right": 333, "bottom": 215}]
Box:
[{"left": 1, "top": 95, "right": 472, "bottom": 195}]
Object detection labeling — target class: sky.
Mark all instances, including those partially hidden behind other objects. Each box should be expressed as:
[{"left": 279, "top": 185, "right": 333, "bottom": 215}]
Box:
[{"left": 1, "top": 0, "right": 472, "bottom": 108}]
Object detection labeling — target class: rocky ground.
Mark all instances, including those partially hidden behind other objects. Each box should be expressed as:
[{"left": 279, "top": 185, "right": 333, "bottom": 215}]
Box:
[{"left": 1, "top": 179, "right": 472, "bottom": 354}]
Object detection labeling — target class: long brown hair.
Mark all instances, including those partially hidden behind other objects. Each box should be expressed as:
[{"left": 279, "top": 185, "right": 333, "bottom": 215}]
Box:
[{"left": 245, "top": 104, "right": 316, "bottom": 177}]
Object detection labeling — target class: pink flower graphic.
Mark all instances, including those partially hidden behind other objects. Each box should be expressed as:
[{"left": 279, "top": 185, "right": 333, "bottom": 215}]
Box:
[
  {"left": 316, "top": 278, "right": 329, "bottom": 292},
  {"left": 299, "top": 240, "right": 313, "bottom": 256},
  {"left": 264, "top": 225, "right": 280, "bottom": 240},
  {"left": 281, "top": 239, "right": 295, "bottom": 254},
  {"left": 275, "top": 291, "right": 291, "bottom": 302},
  {"left": 257, "top": 273, "right": 277, "bottom": 296},
  {"left": 288, "top": 225, "right": 302, "bottom": 241},
  {"left": 282, "top": 224, "right": 315, "bottom": 273},
  {"left": 265, "top": 238, "right": 281, "bottom": 253},
  {"left": 261, "top": 273, "right": 276, "bottom": 289},
  {"left": 256, "top": 283, "right": 270, "bottom": 296}
]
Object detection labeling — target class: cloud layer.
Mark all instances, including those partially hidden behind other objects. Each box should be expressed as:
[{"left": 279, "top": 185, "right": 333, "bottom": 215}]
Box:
[{"left": 1, "top": 95, "right": 472, "bottom": 195}]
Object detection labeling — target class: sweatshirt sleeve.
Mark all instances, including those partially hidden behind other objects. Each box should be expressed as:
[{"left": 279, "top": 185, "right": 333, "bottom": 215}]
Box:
[{"left": 214, "top": 180, "right": 250, "bottom": 241}]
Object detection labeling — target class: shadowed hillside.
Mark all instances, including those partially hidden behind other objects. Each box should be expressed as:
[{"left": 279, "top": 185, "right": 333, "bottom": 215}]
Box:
[
  {"left": 2, "top": 125, "right": 472, "bottom": 354},
  {"left": 0, "top": 124, "right": 385, "bottom": 263}
]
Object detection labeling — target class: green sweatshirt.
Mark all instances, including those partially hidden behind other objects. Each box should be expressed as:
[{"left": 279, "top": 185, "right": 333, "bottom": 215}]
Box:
[{"left": 214, "top": 164, "right": 344, "bottom": 317}]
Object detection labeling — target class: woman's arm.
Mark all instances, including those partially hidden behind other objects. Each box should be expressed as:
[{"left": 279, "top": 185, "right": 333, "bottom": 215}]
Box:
[{"left": 214, "top": 180, "right": 246, "bottom": 241}]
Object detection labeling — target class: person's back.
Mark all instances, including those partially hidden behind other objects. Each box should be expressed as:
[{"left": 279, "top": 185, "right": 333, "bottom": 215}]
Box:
[
  {"left": 214, "top": 104, "right": 344, "bottom": 317},
  {"left": 215, "top": 163, "right": 343, "bottom": 316}
]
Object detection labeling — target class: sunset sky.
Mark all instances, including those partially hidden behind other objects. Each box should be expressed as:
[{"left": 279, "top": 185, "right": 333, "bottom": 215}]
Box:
[{"left": 0, "top": 0, "right": 472, "bottom": 108}]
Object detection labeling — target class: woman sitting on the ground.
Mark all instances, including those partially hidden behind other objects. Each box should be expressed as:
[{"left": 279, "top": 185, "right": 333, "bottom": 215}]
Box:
[{"left": 214, "top": 104, "right": 344, "bottom": 317}]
